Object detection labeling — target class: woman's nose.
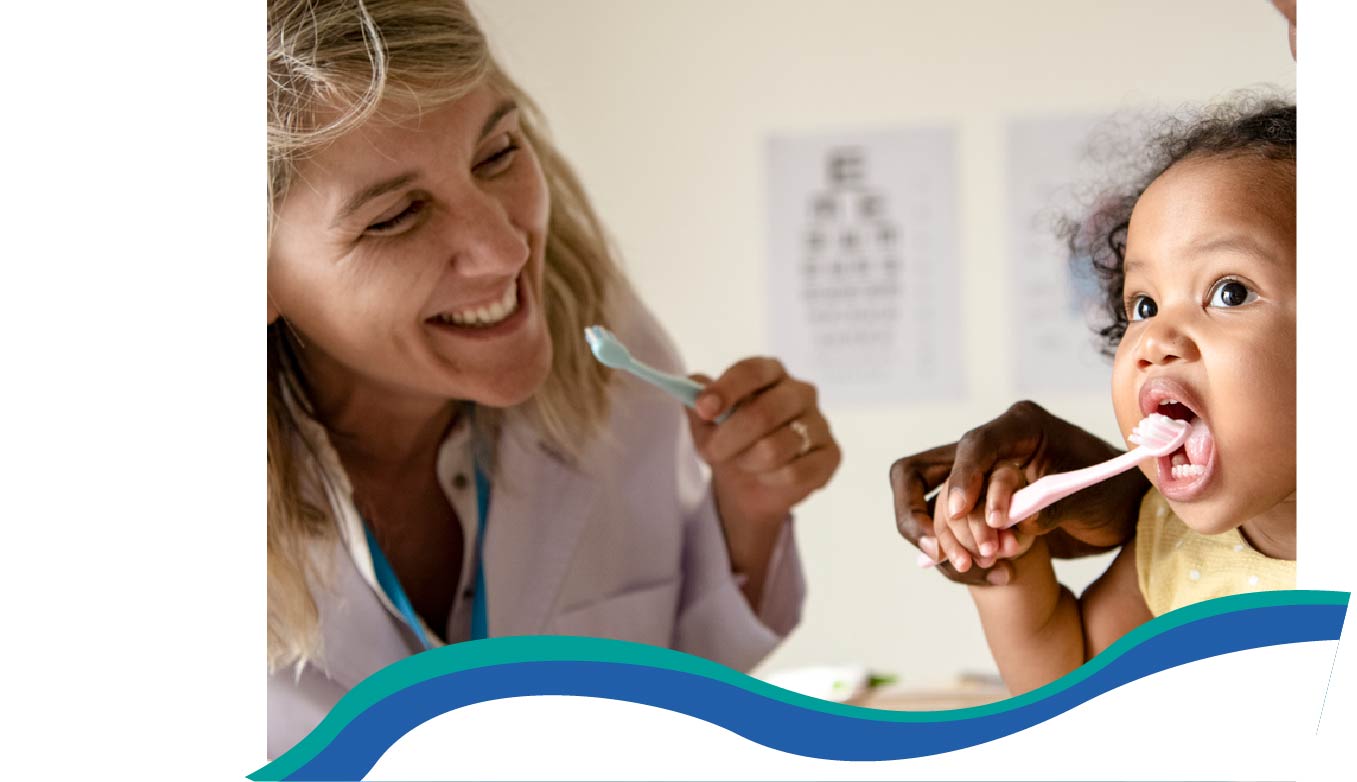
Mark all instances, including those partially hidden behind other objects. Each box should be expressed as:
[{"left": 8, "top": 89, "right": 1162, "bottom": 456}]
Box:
[
  {"left": 1135, "top": 314, "right": 1200, "bottom": 370},
  {"left": 442, "top": 190, "right": 530, "bottom": 275}
]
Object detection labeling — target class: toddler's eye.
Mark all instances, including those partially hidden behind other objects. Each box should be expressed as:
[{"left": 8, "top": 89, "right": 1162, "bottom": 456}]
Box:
[
  {"left": 1128, "top": 295, "right": 1157, "bottom": 321},
  {"left": 1208, "top": 279, "right": 1258, "bottom": 308}
]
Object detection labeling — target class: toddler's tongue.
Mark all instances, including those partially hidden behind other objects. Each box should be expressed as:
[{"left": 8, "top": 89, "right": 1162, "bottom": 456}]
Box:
[{"left": 1183, "top": 417, "right": 1213, "bottom": 465}]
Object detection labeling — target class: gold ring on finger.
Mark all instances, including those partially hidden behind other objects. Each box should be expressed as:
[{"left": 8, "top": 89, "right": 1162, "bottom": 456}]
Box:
[{"left": 788, "top": 419, "right": 812, "bottom": 457}]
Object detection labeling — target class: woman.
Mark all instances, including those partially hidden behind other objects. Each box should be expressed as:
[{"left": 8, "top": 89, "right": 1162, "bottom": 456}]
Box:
[{"left": 266, "top": 0, "right": 840, "bottom": 756}]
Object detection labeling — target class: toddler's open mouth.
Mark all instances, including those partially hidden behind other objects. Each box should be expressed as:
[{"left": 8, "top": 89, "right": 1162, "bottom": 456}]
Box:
[{"left": 1139, "top": 381, "right": 1218, "bottom": 500}]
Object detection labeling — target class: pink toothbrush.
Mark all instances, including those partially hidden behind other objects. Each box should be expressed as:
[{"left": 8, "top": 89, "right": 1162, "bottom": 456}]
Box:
[
  {"left": 916, "top": 413, "right": 1189, "bottom": 567},
  {"left": 1005, "top": 413, "right": 1189, "bottom": 527}
]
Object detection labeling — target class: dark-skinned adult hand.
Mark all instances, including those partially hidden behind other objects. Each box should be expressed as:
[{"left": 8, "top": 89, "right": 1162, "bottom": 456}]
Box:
[{"left": 889, "top": 400, "right": 1149, "bottom": 586}]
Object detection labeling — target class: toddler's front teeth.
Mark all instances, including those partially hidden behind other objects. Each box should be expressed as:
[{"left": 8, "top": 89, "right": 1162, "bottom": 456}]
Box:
[{"left": 1170, "top": 464, "right": 1206, "bottom": 479}]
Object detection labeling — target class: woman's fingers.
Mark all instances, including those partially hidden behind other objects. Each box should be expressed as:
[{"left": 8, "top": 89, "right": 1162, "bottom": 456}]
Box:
[
  {"left": 691, "top": 357, "right": 841, "bottom": 536},
  {"left": 731, "top": 421, "right": 805, "bottom": 472},
  {"left": 699, "top": 375, "right": 815, "bottom": 465},
  {"left": 753, "top": 443, "right": 840, "bottom": 488},
  {"left": 693, "top": 356, "right": 786, "bottom": 422},
  {"left": 732, "top": 408, "right": 830, "bottom": 473},
  {"left": 732, "top": 418, "right": 825, "bottom": 472}
]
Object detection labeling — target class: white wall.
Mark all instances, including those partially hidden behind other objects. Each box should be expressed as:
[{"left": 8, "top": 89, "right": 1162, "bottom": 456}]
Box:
[{"left": 473, "top": 0, "right": 1296, "bottom": 684}]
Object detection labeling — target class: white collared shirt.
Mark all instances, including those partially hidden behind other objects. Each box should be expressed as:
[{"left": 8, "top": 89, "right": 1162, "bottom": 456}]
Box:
[
  {"left": 269, "top": 290, "right": 806, "bottom": 760},
  {"left": 286, "top": 392, "right": 481, "bottom": 648}
]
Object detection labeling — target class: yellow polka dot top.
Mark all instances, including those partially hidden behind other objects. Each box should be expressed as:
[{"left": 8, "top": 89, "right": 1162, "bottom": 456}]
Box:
[{"left": 1135, "top": 488, "right": 1295, "bottom": 617}]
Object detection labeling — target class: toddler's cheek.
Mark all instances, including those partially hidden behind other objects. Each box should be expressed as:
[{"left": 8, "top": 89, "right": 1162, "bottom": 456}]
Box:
[
  {"left": 1109, "top": 366, "right": 1142, "bottom": 446},
  {"left": 1136, "top": 460, "right": 1159, "bottom": 490}
]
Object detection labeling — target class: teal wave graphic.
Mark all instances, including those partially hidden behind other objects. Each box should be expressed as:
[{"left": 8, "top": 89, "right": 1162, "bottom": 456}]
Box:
[{"left": 254, "top": 589, "right": 1348, "bottom": 780}]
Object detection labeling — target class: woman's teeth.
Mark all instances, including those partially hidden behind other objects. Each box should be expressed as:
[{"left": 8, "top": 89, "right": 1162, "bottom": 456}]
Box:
[{"left": 433, "top": 284, "right": 518, "bottom": 327}]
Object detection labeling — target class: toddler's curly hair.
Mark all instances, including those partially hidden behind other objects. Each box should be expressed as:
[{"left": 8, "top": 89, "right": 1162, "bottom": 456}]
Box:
[{"left": 1063, "top": 94, "right": 1295, "bottom": 356}]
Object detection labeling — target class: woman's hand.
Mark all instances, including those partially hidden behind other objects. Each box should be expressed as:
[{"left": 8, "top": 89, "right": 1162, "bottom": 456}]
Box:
[
  {"left": 890, "top": 400, "right": 1148, "bottom": 586},
  {"left": 686, "top": 357, "right": 840, "bottom": 608}
]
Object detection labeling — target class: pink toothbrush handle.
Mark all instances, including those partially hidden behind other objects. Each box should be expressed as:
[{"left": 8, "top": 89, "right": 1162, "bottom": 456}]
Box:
[{"left": 1005, "top": 447, "right": 1148, "bottom": 527}]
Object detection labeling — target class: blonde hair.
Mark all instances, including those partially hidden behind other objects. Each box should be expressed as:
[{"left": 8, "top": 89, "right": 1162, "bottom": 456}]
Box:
[{"left": 267, "top": 0, "right": 625, "bottom": 671}]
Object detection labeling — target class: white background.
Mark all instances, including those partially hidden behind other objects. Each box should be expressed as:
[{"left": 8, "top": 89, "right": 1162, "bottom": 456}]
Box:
[
  {"left": 0, "top": 1, "right": 1350, "bottom": 780},
  {"left": 1007, "top": 113, "right": 1118, "bottom": 397}
]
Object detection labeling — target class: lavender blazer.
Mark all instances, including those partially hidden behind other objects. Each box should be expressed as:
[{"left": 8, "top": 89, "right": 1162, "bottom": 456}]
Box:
[{"left": 267, "top": 293, "right": 807, "bottom": 758}]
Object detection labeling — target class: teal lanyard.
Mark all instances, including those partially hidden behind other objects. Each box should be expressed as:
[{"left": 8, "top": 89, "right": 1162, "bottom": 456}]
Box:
[
  {"left": 363, "top": 524, "right": 434, "bottom": 650},
  {"left": 363, "top": 454, "right": 492, "bottom": 650},
  {"left": 470, "top": 460, "right": 491, "bottom": 641}
]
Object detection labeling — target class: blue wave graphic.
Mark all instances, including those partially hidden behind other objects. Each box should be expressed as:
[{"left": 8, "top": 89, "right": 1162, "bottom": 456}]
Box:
[{"left": 260, "top": 592, "right": 1347, "bottom": 780}]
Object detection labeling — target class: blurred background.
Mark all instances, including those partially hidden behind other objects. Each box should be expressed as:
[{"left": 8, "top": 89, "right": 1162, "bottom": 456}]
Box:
[{"left": 472, "top": 0, "right": 1296, "bottom": 691}]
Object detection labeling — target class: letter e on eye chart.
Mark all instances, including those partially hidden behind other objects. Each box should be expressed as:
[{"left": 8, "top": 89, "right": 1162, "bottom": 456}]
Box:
[
  {"left": 766, "top": 128, "right": 963, "bottom": 405},
  {"left": 1007, "top": 114, "right": 1120, "bottom": 395}
]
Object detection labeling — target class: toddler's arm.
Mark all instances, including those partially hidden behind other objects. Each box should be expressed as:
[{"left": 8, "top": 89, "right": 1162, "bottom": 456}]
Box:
[{"left": 970, "top": 536, "right": 1152, "bottom": 695}]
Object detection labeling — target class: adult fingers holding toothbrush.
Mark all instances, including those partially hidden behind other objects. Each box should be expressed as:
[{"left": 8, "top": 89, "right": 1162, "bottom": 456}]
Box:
[
  {"left": 687, "top": 357, "right": 841, "bottom": 610},
  {"left": 890, "top": 401, "right": 1148, "bottom": 587},
  {"left": 922, "top": 471, "right": 1037, "bottom": 575}
]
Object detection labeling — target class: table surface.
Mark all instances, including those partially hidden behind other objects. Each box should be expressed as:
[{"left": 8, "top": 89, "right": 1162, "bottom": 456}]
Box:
[{"left": 847, "top": 677, "right": 1010, "bottom": 711}]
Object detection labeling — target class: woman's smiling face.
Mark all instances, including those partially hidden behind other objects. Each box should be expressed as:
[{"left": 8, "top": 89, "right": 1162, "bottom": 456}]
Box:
[
  {"left": 1111, "top": 155, "right": 1296, "bottom": 535},
  {"left": 268, "top": 84, "right": 553, "bottom": 409}
]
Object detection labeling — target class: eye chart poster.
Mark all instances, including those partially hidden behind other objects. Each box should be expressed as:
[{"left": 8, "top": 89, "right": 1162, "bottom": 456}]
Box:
[
  {"left": 1006, "top": 114, "right": 1116, "bottom": 396},
  {"left": 766, "top": 128, "right": 963, "bottom": 405}
]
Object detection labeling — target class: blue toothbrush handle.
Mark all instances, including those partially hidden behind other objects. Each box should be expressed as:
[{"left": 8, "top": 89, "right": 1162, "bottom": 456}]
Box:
[
  {"left": 623, "top": 361, "right": 733, "bottom": 424},
  {"left": 626, "top": 362, "right": 704, "bottom": 407}
]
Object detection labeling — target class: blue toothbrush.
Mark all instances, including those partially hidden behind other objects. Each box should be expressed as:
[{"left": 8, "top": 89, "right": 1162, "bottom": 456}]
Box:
[{"left": 584, "top": 325, "right": 727, "bottom": 421}]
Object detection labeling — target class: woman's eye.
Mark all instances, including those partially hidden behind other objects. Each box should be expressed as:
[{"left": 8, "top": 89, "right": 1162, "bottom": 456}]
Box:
[
  {"left": 1128, "top": 295, "right": 1158, "bottom": 321},
  {"left": 1208, "top": 279, "right": 1258, "bottom": 308},
  {"left": 475, "top": 138, "right": 519, "bottom": 175},
  {"left": 365, "top": 201, "right": 425, "bottom": 235}
]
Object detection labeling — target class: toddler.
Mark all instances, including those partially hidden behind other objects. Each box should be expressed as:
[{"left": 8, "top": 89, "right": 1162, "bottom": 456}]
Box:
[{"left": 922, "top": 97, "right": 1296, "bottom": 694}]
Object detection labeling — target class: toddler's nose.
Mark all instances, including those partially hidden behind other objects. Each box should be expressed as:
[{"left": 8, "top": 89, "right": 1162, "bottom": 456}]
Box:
[{"left": 1136, "top": 317, "right": 1200, "bottom": 369}]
